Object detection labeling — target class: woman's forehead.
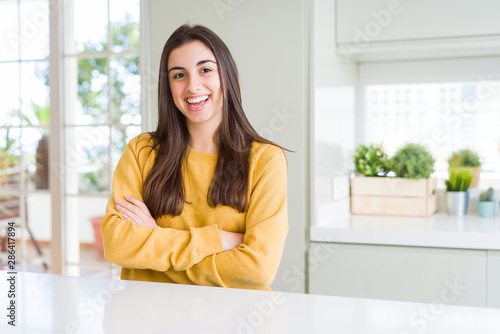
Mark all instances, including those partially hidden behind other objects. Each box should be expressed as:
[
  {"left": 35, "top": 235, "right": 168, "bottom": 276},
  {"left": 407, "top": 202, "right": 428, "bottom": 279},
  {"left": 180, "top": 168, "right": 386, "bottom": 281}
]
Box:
[{"left": 168, "top": 40, "right": 216, "bottom": 68}]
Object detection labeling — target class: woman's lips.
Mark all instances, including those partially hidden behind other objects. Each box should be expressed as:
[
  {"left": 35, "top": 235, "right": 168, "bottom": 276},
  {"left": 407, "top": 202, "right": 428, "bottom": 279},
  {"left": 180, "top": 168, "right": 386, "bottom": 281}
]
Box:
[{"left": 185, "top": 95, "right": 210, "bottom": 111}]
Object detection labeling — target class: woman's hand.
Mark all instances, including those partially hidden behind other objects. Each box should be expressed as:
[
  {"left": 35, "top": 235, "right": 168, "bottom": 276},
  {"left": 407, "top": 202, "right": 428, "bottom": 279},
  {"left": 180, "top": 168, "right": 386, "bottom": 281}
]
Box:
[
  {"left": 115, "top": 195, "right": 157, "bottom": 229},
  {"left": 219, "top": 230, "right": 244, "bottom": 252}
]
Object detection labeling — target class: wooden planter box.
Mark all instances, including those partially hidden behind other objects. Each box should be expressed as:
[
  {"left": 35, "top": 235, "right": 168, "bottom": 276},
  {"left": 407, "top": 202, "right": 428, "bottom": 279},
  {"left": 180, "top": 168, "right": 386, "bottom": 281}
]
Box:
[{"left": 350, "top": 177, "right": 437, "bottom": 217}]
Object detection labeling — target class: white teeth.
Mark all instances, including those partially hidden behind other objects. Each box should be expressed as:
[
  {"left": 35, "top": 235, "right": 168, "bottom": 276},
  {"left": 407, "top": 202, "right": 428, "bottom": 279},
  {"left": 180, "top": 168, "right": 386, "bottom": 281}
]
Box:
[{"left": 187, "top": 95, "right": 209, "bottom": 104}]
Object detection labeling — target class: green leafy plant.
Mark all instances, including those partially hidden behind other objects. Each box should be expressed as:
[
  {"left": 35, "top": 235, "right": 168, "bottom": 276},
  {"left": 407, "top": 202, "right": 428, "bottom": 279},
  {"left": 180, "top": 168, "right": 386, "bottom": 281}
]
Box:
[
  {"left": 389, "top": 144, "right": 435, "bottom": 179},
  {"left": 353, "top": 143, "right": 389, "bottom": 176},
  {"left": 479, "top": 187, "right": 494, "bottom": 201},
  {"left": 0, "top": 128, "right": 18, "bottom": 170},
  {"left": 445, "top": 168, "right": 472, "bottom": 192},
  {"left": 448, "top": 149, "right": 481, "bottom": 168},
  {"left": 20, "top": 102, "right": 49, "bottom": 127}
]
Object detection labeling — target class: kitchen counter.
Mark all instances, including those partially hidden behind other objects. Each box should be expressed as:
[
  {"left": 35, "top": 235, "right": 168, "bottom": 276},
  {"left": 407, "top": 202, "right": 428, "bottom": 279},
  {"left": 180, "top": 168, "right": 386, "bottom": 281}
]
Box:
[
  {"left": 1, "top": 271, "right": 500, "bottom": 333},
  {"left": 311, "top": 213, "right": 500, "bottom": 250}
]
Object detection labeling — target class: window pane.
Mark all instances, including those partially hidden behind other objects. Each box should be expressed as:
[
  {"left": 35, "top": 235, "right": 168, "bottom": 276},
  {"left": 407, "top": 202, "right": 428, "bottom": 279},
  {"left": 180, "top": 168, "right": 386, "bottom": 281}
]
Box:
[
  {"left": 70, "top": 0, "right": 108, "bottom": 53},
  {"left": 66, "top": 195, "right": 109, "bottom": 266},
  {"left": 111, "top": 125, "right": 141, "bottom": 171},
  {"left": 65, "top": 127, "right": 110, "bottom": 195},
  {"left": 68, "top": 58, "right": 108, "bottom": 125},
  {"left": 0, "top": 62, "right": 21, "bottom": 126},
  {"left": 0, "top": 0, "right": 19, "bottom": 61},
  {"left": 0, "top": 127, "right": 21, "bottom": 191},
  {"left": 20, "top": 0, "right": 50, "bottom": 60},
  {"left": 110, "top": 0, "right": 140, "bottom": 52},
  {"left": 21, "top": 61, "right": 50, "bottom": 127},
  {"left": 26, "top": 192, "right": 51, "bottom": 260},
  {"left": 365, "top": 81, "right": 500, "bottom": 176},
  {"left": 110, "top": 56, "right": 140, "bottom": 125},
  {"left": 22, "top": 127, "right": 49, "bottom": 189}
]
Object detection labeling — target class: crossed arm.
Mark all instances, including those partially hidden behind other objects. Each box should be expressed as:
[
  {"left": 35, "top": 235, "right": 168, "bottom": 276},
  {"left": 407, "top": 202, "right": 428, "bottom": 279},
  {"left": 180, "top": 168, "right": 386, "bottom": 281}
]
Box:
[{"left": 115, "top": 195, "right": 244, "bottom": 252}]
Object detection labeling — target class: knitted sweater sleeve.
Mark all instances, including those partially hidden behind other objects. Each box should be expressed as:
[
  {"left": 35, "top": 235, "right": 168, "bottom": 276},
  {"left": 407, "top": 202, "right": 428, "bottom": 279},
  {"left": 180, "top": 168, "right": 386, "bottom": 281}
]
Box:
[
  {"left": 165, "top": 145, "right": 289, "bottom": 290},
  {"left": 101, "top": 135, "right": 223, "bottom": 272}
]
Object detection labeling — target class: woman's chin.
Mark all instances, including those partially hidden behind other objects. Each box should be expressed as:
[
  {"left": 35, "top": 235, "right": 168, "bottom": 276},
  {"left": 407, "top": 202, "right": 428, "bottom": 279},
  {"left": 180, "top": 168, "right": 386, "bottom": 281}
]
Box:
[{"left": 186, "top": 114, "right": 212, "bottom": 125}]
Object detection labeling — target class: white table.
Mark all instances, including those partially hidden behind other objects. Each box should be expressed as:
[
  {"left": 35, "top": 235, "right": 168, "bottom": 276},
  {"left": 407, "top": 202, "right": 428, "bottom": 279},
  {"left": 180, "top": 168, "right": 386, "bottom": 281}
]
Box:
[{"left": 1, "top": 271, "right": 500, "bottom": 333}]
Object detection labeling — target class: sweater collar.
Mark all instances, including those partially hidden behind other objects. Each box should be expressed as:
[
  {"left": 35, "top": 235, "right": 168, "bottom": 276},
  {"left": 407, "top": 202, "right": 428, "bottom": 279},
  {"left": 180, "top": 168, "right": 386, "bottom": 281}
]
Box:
[{"left": 186, "top": 146, "right": 219, "bottom": 162}]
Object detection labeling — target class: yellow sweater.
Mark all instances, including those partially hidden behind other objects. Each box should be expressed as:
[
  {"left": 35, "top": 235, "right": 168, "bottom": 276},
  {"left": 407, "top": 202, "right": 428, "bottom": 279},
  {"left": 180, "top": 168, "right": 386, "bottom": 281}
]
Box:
[{"left": 101, "top": 133, "right": 288, "bottom": 290}]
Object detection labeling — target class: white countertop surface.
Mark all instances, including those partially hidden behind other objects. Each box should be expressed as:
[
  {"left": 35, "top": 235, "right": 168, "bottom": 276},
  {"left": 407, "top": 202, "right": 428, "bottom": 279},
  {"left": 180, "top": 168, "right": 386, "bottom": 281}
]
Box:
[
  {"left": 1, "top": 271, "right": 500, "bottom": 333},
  {"left": 311, "top": 213, "right": 500, "bottom": 250}
]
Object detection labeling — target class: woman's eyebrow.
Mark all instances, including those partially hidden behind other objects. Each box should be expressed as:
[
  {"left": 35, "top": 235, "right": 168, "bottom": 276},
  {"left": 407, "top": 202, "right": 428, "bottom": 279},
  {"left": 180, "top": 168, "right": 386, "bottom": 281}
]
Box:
[
  {"left": 168, "top": 59, "right": 217, "bottom": 73},
  {"left": 197, "top": 59, "right": 217, "bottom": 66},
  {"left": 167, "top": 66, "right": 184, "bottom": 73}
]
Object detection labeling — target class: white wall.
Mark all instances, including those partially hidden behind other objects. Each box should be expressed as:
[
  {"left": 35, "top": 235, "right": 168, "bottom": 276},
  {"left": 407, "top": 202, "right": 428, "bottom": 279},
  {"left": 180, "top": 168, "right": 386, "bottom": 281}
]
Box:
[
  {"left": 146, "top": 0, "right": 309, "bottom": 293},
  {"left": 312, "top": 0, "right": 357, "bottom": 229},
  {"left": 314, "top": 0, "right": 357, "bottom": 162}
]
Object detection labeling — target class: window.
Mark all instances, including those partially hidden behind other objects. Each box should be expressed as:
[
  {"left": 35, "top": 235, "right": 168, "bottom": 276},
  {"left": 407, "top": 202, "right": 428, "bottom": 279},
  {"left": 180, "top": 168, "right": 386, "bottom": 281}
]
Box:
[
  {"left": 359, "top": 57, "right": 500, "bottom": 188},
  {"left": 63, "top": 0, "right": 141, "bottom": 277},
  {"left": 0, "top": 0, "right": 142, "bottom": 277},
  {"left": 0, "top": 0, "right": 51, "bottom": 272},
  {"left": 365, "top": 81, "right": 500, "bottom": 176}
]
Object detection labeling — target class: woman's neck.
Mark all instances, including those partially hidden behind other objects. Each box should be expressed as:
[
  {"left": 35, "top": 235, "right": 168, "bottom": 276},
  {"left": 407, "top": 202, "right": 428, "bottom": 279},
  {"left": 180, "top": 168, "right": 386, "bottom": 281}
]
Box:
[{"left": 187, "top": 122, "right": 219, "bottom": 154}]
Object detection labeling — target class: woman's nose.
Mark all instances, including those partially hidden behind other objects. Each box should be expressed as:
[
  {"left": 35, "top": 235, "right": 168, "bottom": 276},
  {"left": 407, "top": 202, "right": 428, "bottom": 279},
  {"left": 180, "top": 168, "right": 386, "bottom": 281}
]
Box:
[{"left": 187, "top": 74, "right": 202, "bottom": 92}]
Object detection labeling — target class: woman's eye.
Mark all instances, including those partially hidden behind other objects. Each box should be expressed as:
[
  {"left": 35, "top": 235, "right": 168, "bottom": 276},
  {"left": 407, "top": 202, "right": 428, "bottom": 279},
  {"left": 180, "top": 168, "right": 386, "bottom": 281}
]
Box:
[
  {"left": 201, "top": 68, "right": 212, "bottom": 73},
  {"left": 173, "top": 73, "right": 185, "bottom": 79}
]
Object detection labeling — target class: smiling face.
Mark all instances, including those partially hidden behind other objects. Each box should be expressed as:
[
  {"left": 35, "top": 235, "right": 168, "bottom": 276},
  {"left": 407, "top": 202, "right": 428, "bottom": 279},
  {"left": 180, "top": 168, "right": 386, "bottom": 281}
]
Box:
[{"left": 167, "top": 40, "right": 224, "bottom": 131}]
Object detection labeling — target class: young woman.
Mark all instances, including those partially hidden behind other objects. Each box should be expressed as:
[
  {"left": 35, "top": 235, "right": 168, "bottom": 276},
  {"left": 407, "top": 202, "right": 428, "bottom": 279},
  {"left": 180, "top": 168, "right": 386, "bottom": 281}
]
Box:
[{"left": 101, "top": 24, "right": 289, "bottom": 291}]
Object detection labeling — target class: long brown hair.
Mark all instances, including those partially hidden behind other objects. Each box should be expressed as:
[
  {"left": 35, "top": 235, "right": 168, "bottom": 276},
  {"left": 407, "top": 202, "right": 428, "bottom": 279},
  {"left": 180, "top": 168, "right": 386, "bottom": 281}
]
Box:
[{"left": 142, "top": 24, "right": 289, "bottom": 219}]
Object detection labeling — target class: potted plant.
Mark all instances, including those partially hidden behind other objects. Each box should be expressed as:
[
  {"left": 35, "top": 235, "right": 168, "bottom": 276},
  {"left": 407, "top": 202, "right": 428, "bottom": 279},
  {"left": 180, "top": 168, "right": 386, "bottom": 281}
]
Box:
[
  {"left": 353, "top": 143, "right": 389, "bottom": 177},
  {"left": 478, "top": 187, "right": 495, "bottom": 218},
  {"left": 448, "top": 149, "right": 481, "bottom": 188},
  {"left": 351, "top": 143, "right": 437, "bottom": 217},
  {"left": 445, "top": 168, "right": 472, "bottom": 216},
  {"left": 389, "top": 143, "right": 435, "bottom": 180}
]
